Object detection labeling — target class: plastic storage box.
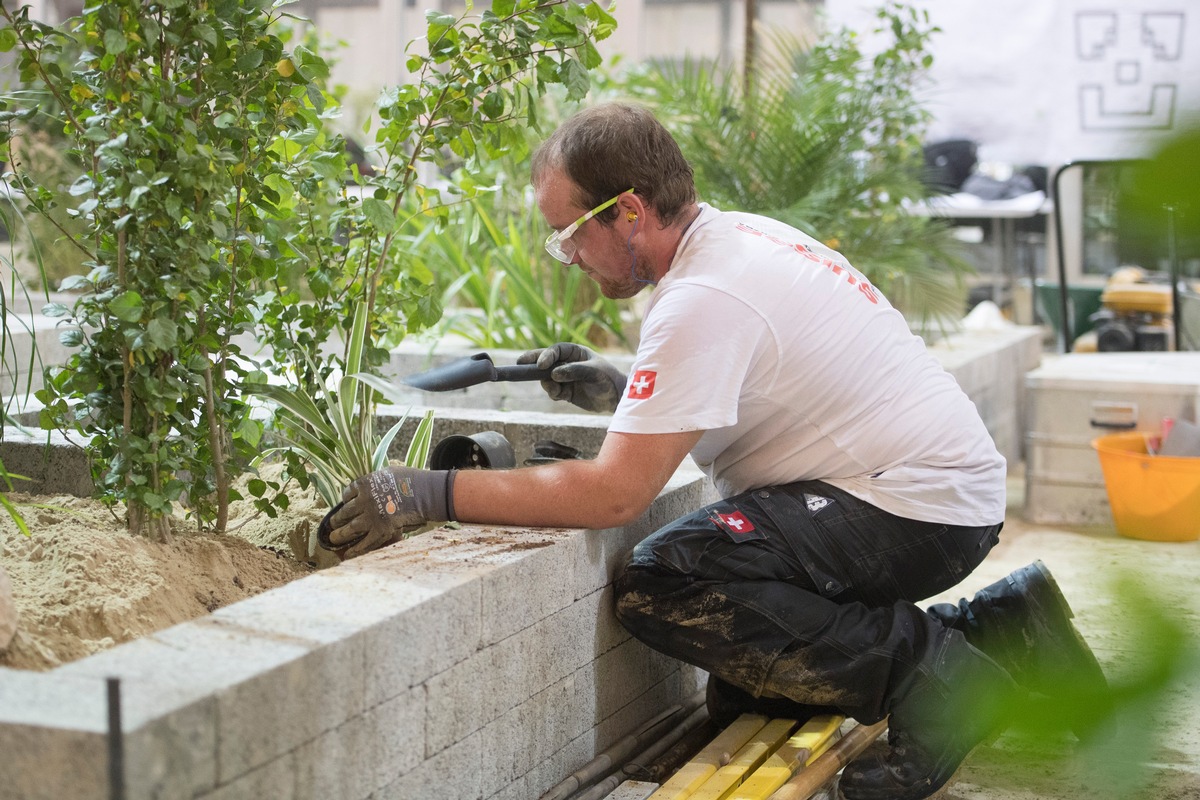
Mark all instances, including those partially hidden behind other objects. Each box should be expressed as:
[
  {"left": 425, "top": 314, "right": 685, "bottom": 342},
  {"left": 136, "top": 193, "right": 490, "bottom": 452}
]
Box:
[{"left": 1024, "top": 352, "right": 1200, "bottom": 526}]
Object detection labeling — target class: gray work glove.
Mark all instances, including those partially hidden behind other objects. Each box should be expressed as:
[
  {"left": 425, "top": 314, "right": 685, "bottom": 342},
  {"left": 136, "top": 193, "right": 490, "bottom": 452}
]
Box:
[
  {"left": 318, "top": 466, "right": 456, "bottom": 560},
  {"left": 517, "top": 343, "right": 627, "bottom": 413}
]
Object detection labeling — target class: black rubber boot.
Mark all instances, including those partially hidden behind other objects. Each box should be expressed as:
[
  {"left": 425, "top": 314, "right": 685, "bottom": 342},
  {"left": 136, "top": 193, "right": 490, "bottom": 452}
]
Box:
[
  {"left": 926, "top": 559, "right": 1110, "bottom": 735},
  {"left": 838, "top": 631, "right": 1021, "bottom": 800},
  {"left": 705, "top": 674, "right": 835, "bottom": 729}
]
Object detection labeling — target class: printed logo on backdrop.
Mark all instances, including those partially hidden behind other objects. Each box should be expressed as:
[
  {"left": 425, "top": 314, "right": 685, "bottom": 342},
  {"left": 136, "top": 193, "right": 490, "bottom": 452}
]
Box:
[{"left": 1075, "top": 10, "right": 1185, "bottom": 131}]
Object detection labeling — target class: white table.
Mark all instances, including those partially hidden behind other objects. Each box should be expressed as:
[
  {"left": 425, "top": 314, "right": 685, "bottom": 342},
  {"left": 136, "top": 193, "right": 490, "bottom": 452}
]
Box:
[{"left": 907, "top": 191, "right": 1053, "bottom": 309}]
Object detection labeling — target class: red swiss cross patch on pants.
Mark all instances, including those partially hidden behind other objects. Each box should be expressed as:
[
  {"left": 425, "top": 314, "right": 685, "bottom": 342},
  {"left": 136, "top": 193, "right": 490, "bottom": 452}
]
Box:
[
  {"left": 711, "top": 510, "right": 764, "bottom": 542},
  {"left": 627, "top": 370, "right": 657, "bottom": 399}
]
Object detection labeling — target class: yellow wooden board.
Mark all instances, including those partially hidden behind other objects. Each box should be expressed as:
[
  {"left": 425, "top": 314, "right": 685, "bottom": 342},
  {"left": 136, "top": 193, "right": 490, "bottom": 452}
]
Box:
[
  {"left": 647, "top": 714, "right": 770, "bottom": 800},
  {"left": 726, "top": 715, "right": 845, "bottom": 799},
  {"left": 687, "top": 718, "right": 799, "bottom": 800}
]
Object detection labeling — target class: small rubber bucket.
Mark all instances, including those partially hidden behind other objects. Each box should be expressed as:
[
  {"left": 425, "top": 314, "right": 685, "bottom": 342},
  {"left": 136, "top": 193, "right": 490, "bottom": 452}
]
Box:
[{"left": 1092, "top": 431, "right": 1200, "bottom": 542}]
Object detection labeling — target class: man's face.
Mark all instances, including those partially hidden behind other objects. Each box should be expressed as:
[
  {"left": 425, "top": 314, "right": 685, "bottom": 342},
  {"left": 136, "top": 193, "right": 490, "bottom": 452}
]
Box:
[{"left": 535, "top": 169, "right": 649, "bottom": 300}]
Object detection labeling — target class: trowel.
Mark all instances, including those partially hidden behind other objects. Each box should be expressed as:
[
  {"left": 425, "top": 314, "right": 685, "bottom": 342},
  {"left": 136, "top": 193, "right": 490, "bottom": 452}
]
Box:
[{"left": 402, "top": 352, "right": 552, "bottom": 392}]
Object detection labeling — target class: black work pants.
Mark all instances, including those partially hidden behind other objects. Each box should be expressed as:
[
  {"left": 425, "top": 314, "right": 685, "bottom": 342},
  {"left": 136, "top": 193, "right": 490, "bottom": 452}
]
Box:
[{"left": 614, "top": 480, "right": 1001, "bottom": 724}]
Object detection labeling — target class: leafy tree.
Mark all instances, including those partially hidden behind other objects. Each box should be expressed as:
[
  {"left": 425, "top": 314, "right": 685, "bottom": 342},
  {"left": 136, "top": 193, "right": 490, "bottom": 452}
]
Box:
[{"left": 0, "top": 0, "right": 615, "bottom": 537}]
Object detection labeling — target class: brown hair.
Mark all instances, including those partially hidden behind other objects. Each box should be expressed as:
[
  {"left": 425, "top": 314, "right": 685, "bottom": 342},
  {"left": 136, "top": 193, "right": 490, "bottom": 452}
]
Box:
[{"left": 531, "top": 102, "right": 697, "bottom": 227}]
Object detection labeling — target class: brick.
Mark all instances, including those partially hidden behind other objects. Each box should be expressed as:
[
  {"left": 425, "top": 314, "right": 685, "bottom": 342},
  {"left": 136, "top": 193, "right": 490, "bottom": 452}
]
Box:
[
  {"left": 479, "top": 672, "right": 584, "bottom": 798},
  {"left": 0, "top": 724, "right": 106, "bottom": 800},
  {"left": 516, "top": 734, "right": 595, "bottom": 800},
  {"left": 479, "top": 535, "right": 575, "bottom": 646},
  {"left": 372, "top": 730, "right": 482, "bottom": 800},
  {"left": 424, "top": 595, "right": 599, "bottom": 755},
  {"left": 124, "top": 700, "right": 218, "bottom": 800},
  {"left": 196, "top": 753, "right": 296, "bottom": 800},
  {"left": 293, "top": 686, "right": 424, "bottom": 800},
  {"left": 0, "top": 670, "right": 109, "bottom": 800},
  {"left": 210, "top": 565, "right": 472, "bottom": 708},
  {"left": 592, "top": 639, "right": 653, "bottom": 719},
  {"left": 211, "top": 623, "right": 366, "bottom": 780}
]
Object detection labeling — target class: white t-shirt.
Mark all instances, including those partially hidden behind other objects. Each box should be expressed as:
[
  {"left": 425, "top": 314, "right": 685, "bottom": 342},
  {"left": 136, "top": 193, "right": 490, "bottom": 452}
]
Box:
[{"left": 608, "top": 205, "right": 1006, "bottom": 527}]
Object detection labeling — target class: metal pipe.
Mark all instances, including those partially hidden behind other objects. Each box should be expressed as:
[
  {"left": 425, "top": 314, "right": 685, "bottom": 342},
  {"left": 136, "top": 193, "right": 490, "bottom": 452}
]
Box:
[
  {"left": 540, "top": 690, "right": 705, "bottom": 800},
  {"left": 569, "top": 704, "right": 710, "bottom": 800}
]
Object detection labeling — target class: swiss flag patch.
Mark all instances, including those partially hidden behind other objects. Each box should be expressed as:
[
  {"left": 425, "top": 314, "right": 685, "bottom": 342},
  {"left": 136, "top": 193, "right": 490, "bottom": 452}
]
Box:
[
  {"left": 711, "top": 510, "right": 763, "bottom": 542},
  {"left": 627, "top": 370, "right": 657, "bottom": 399}
]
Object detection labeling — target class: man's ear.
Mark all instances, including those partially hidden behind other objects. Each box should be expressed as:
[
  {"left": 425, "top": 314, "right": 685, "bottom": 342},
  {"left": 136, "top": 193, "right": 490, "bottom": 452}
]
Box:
[{"left": 618, "top": 192, "right": 646, "bottom": 225}]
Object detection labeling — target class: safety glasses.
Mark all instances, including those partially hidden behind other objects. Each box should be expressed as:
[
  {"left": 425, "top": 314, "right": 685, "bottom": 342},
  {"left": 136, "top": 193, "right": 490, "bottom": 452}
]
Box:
[{"left": 543, "top": 188, "right": 635, "bottom": 263}]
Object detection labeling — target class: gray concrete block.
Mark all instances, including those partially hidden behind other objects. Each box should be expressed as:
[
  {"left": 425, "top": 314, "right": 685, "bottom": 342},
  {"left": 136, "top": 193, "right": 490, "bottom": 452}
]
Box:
[
  {"left": 332, "top": 540, "right": 484, "bottom": 704},
  {"left": 0, "top": 669, "right": 108, "bottom": 799},
  {"left": 423, "top": 650, "right": 493, "bottom": 755},
  {"left": 591, "top": 639, "right": 653, "bottom": 720},
  {"left": 479, "top": 534, "right": 575, "bottom": 646},
  {"left": 0, "top": 724, "right": 106, "bottom": 800},
  {"left": 293, "top": 686, "right": 424, "bottom": 800},
  {"left": 209, "top": 623, "right": 366, "bottom": 780},
  {"left": 58, "top": 618, "right": 359, "bottom": 782},
  {"left": 425, "top": 590, "right": 602, "bottom": 755},
  {"left": 579, "top": 586, "right": 629, "bottom": 657},
  {"left": 196, "top": 753, "right": 296, "bottom": 800},
  {"left": 209, "top": 565, "right": 467, "bottom": 710},
  {"left": 372, "top": 730, "right": 483, "bottom": 800},
  {"left": 0, "top": 426, "right": 93, "bottom": 497},
  {"left": 513, "top": 732, "right": 595, "bottom": 800},
  {"left": 124, "top": 699, "right": 218, "bottom": 800},
  {"left": 479, "top": 672, "right": 584, "bottom": 798},
  {"left": 483, "top": 775, "right": 528, "bottom": 800},
  {"left": 572, "top": 524, "right": 643, "bottom": 601}
]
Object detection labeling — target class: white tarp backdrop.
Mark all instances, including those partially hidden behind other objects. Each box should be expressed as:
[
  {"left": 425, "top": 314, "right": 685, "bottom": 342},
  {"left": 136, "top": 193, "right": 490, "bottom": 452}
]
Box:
[{"left": 824, "top": 0, "right": 1200, "bottom": 168}]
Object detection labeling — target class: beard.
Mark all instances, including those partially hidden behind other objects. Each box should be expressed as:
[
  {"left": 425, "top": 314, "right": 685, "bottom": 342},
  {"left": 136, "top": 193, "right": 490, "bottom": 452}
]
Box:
[{"left": 583, "top": 242, "right": 656, "bottom": 300}]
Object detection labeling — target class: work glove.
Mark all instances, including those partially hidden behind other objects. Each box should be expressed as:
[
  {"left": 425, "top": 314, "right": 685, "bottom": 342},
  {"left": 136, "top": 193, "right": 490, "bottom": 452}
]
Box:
[
  {"left": 317, "top": 466, "right": 457, "bottom": 560},
  {"left": 517, "top": 343, "right": 627, "bottom": 413}
]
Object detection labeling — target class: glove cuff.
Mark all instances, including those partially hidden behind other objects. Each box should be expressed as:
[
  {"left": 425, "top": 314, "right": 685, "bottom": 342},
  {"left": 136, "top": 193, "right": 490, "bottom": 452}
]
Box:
[
  {"left": 445, "top": 468, "right": 458, "bottom": 521},
  {"left": 387, "top": 466, "right": 457, "bottom": 522}
]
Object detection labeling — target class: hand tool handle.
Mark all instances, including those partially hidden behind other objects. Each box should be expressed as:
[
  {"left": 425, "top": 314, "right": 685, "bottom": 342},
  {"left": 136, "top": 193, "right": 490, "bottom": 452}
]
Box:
[{"left": 493, "top": 363, "right": 554, "bottom": 382}]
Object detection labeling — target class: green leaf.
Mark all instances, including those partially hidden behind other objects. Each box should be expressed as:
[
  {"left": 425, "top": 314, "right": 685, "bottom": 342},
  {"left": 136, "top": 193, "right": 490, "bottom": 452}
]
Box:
[
  {"left": 59, "top": 328, "right": 84, "bottom": 348},
  {"left": 362, "top": 198, "right": 397, "bottom": 232},
  {"left": 110, "top": 291, "right": 144, "bottom": 323},
  {"left": 147, "top": 317, "right": 177, "bottom": 349},
  {"left": 558, "top": 57, "right": 590, "bottom": 101},
  {"left": 0, "top": 29, "right": 18, "bottom": 53},
  {"left": 103, "top": 29, "right": 127, "bottom": 55},
  {"left": 68, "top": 174, "right": 96, "bottom": 196},
  {"left": 236, "top": 417, "right": 263, "bottom": 447}
]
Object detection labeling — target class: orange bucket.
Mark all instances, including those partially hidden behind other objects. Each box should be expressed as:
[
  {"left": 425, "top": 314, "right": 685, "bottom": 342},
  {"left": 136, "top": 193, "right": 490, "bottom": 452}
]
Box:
[{"left": 1092, "top": 432, "right": 1200, "bottom": 542}]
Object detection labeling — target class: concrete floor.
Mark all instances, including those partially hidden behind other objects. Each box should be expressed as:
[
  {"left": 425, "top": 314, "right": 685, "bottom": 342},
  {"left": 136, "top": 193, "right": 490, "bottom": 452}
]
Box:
[{"left": 922, "top": 474, "right": 1200, "bottom": 800}]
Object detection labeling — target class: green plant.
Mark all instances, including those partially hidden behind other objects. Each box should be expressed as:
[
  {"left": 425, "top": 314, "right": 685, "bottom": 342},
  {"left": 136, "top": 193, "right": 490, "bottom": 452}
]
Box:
[
  {"left": 247, "top": 302, "right": 435, "bottom": 511},
  {"left": 407, "top": 189, "right": 630, "bottom": 351},
  {"left": 611, "top": 2, "right": 970, "bottom": 324},
  {"left": 0, "top": 454, "right": 30, "bottom": 536},
  {"left": 0, "top": 0, "right": 327, "bottom": 536}
]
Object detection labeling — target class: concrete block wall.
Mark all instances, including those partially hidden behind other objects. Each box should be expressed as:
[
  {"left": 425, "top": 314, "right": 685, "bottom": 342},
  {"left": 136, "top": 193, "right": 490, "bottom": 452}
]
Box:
[
  {"left": 0, "top": 465, "right": 712, "bottom": 800},
  {"left": 926, "top": 326, "right": 1043, "bottom": 465}
]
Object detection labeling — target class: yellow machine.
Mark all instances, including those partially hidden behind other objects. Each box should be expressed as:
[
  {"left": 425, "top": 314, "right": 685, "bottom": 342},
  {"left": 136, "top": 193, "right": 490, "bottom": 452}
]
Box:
[{"left": 1074, "top": 267, "right": 1176, "bottom": 352}]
